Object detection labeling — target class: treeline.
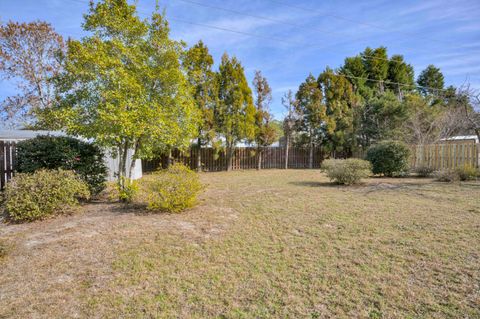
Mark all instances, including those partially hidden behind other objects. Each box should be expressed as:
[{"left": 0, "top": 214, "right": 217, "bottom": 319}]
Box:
[
  {"left": 284, "top": 47, "right": 478, "bottom": 168},
  {"left": 1, "top": 0, "right": 479, "bottom": 183}
]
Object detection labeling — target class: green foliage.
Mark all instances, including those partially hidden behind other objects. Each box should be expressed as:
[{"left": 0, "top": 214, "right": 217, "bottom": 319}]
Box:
[
  {"left": 3, "top": 169, "right": 90, "bottom": 222},
  {"left": 115, "top": 177, "right": 139, "bottom": 203},
  {"left": 216, "top": 53, "right": 256, "bottom": 169},
  {"left": 366, "top": 141, "right": 411, "bottom": 177},
  {"left": 321, "top": 158, "right": 372, "bottom": 185},
  {"left": 318, "top": 67, "right": 357, "bottom": 152},
  {"left": 141, "top": 163, "right": 203, "bottom": 213},
  {"left": 417, "top": 65, "right": 444, "bottom": 96},
  {"left": 253, "top": 70, "right": 277, "bottom": 147},
  {"left": 413, "top": 166, "right": 435, "bottom": 178},
  {"left": 16, "top": 135, "right": 107, "bottom": 195},
  {"left": 183, "top": 40, "right": 217, "bottom": 147},
  {"left": 51, "top": 0, "right": 198, "bottom": 193},
  {"left": 296, "top": 74, "right": 330, "bottom": 140},
  {"left": 455, "top": 165, "right": 478, "bottom": 181}
]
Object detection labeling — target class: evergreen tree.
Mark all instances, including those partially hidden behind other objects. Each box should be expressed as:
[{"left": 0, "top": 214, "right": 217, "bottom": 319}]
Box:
[
  {"left": 252, "top": 70, "right": 277, "bottom": 170},
  {"left": 318, "top": 67, "right": 358, "bottom": 155},
  {"left": 417, "top": 65, "right": 444, "bottom": 96},
  {"left": 216, "top": 53, "right": 256, "bottom": 171},
  {"left": 387, "top": 54, "right": 414, "bottom": 99},
  {"left": 183, "top": 40, "right": 217, "bottom": 171},
  {"left": 295, "top": 74, "right": 330, "bottom": 168},
  {"left": 362, "top": 47, "right": 389, "bottom": 93}
]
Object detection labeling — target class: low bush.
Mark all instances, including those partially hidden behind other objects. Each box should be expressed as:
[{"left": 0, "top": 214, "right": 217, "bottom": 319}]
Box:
[
  {"left": 321, "top": 158, "right": 372, "bottom": 185},
  {"left": 455, "top": 165, "right": 478, "bottom": 181},
  {"left": 0, "top": 240, "right": 7, "bottom": 260},
  {"left": 366, "top": 141, "right": 411, "bottom": 177},
  {"left": 413, "top": 166, "right": 435, "bottom": 177},
  {"left": 140, "top": 163, "right": 203, "bottom": 212},
  {"left": 116, "top": 177, "right": 139, "bottom": 203},
  {"left": 435, "top": 170, "right": 459, "bottom": 183},
  {"left": 2, "top": 169, "right": 90, "bottom": 222},
  {"left": 16, "top": 135, "right": 107, "bottom": 195}
]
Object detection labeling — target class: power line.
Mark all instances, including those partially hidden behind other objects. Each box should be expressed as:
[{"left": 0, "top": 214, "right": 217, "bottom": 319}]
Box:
[
  {"left": 57, "top": 0, "right": 477, "bottom": 95},
  {"left": 172, "top": 0, "right": 476, "bottom": 66},
  {"left": 264, "top": 0, "right": 452, "bottom": 46}
]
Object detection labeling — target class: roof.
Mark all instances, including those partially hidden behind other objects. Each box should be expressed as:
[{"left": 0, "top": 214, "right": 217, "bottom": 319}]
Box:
[
  {"left": 441, "top": 135, "right": 479, "bottom": 143},
  {"left": 0, "top": 130, "right": 65, "bottom": 141}
]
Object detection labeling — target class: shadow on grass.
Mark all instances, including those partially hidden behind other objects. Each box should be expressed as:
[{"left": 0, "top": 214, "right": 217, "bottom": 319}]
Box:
[{"left": 288, "top": 181, "right": 347, "bottom": 188}]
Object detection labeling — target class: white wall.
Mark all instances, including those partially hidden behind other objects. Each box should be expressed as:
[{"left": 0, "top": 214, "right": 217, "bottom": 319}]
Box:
[{"left": 104, "top": 148, "right": 142, "bottom": 181}]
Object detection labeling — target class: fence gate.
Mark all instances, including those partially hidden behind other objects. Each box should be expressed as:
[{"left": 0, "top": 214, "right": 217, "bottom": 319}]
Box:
[{"left": 0, "top": 141, "right": 16, "bottom": 190}]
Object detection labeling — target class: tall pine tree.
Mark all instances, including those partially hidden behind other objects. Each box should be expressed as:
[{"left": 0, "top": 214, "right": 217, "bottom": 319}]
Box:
[{"left": 216, "top": 53, "right": 256, "bottom": 171}]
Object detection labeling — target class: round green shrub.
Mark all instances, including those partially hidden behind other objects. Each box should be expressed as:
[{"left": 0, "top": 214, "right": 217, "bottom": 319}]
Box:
[
  {"left": 16, "top": 135, "right": 107, "bottom": 195},
  {"left": 321, "top": 158, "right": 372, "bottom": 185},
  {"left": 366, "top": 141, "right": 411, "bottom": 177},
  {"left": 140, "top": 163, "right": 203, "bottom": 213},
  {"left": 3, "top": 169, "right": 90, "bottom": 222}
]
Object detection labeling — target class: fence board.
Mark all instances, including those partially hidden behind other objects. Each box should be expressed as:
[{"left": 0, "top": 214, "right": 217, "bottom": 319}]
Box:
[
  {"left": 0, "top": 141, "right": 17, "bottom": 190},
  {"left": 410, "top": 143, "right": 478, "bottom": 170}
]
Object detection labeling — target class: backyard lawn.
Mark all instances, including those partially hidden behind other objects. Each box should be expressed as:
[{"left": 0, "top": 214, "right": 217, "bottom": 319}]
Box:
[{"left": 0, "top": 170, "right": 479, "bottom": 318}]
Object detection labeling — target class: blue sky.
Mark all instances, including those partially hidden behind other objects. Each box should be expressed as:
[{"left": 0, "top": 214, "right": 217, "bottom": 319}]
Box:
[{"left": 1, "top": 0, "right": 480, "bottom": 119}]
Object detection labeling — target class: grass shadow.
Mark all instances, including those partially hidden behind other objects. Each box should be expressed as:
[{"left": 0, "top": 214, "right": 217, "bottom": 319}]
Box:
[{"left": 289, "top": 181, "right": 349, "bottom": 188}]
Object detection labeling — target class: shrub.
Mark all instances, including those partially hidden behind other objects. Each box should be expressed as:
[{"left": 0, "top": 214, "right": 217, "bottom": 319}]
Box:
[
  {"left": 140, "top": 163, "right": 203, "bottom": 212},
  {"left": 413, "top": 166, "right": 435, "bottom": 178},
  {"left": 366, "top": 141, "right": 411, "bottom": 177},
  {"left": 434, "top": 170, "right": 459, "bottom": 183},
  {"left": 2, "top": 169, "right": 90, "bottom": 222},
  {"left": 455, "top": 165, "right": 478, "bottom": 181},
  {"left": 16, "top": 135, "right": 107, "bottom": 195},
  {"left": 321, "top": 158, "right": 372, "bottom": 185},
  {"left": 0, "top": 240, "right": 7, "bottom": 260},
  {"left": 116, "top": 177, "right": 139, "bottom": 203}
]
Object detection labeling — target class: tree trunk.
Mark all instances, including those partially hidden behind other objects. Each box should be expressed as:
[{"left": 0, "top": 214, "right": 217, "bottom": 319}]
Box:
[
  {"left": 196, "top": 138, "right": 202, "bottom": 172},
  {"left": 167, "top": 149, "right": 173, "bottom": 168},
  {"left": 226, "top": 145, "right": 234, "bottom": 171},
  {"left": 257, "top": 147, "right": 262, "bottom": 170},
  {"left": 284, "top": 135, "right": 289, "bottom": 169},
  {"left": 127, "top": 141, "right": 139, "bottom": 180},
  {"left": 309, "top": 135, "right": 314, "bottom": 169}
]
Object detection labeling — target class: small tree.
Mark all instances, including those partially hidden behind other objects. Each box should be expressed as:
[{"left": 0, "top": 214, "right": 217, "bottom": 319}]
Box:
[
  {"left": 295, "top": 74, "right": 330, "bottom": 168},
  {"left": 282, "top": 90, "right": 299, "bottom": 169},
  {"left": 53, "top": 0, "right": 198, "bottom": 197},
  {"left": 0, "top": 21, "right": 64, "bottom": 127},
  {"left": 216, "top": 53, "right": 256, "bottom": 171},
  {"left": 183, "top": 41, "right": 217, "bottom": 171},
  {"left": 252, "top": 70, "right": 277, "bottom": 170}
]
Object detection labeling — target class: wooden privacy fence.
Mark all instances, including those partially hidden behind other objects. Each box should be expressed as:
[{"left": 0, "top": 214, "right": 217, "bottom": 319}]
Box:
[
  {"left": 410, "top": 143, "right": 479, "bottom": 170},
  {"left": 143, "top": 147, "right": 325, "bottom": 172},
  {"left": 0, "top": 141, "right": 16, "bottom": 190}
]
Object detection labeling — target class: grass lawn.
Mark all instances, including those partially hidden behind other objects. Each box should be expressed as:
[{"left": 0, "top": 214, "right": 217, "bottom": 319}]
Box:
[{"left": 0, "top": 170, "right": 479, "bottom": 318}]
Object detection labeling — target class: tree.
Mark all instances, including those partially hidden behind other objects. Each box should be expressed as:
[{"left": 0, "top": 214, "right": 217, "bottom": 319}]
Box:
[
  {"left": 340, "top": 55, "right": 367, "bottom": 92},
  {"left": 403, "top": 94, "right": 444, "bottom": 145},
  {"left": 318, "top": 67, "right": 358, "bottom": 155},
  {"left": 281, "top": 90, "right": 298, "bottom": 169},
  {"left": 0, "top": 21, "right": 64, "bottom": 127},
  {"left": 362, "top": 47, "right": 389, "bottom": 93},
  {"left": 387, "top": 55, "right": 414, "bottom": 100},
  {"left": 417, "top": 65, "right": 444, "bottom": 96},
  {"left": 357, "top": 91, "right": 409, "bottom": 146},
  {"left": 53, "top": 0, "right": 198, "bottom": 195},
  {"left": 183, "top": 40, "right": 217, "bottom": 171},
  {"left": 252, "top": 70, "right": 277, "bottom": 170},
  {"left": 295, "top": 74, "right": 330, "bottom": 168},
  {"left": 216, "top": 53, "right": 256, "bottom": 171}
]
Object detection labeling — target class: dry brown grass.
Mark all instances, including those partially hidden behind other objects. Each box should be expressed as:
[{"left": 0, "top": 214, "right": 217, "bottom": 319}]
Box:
[{"left": 0, "top": 170, "right": 479, "bottom": 318}]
